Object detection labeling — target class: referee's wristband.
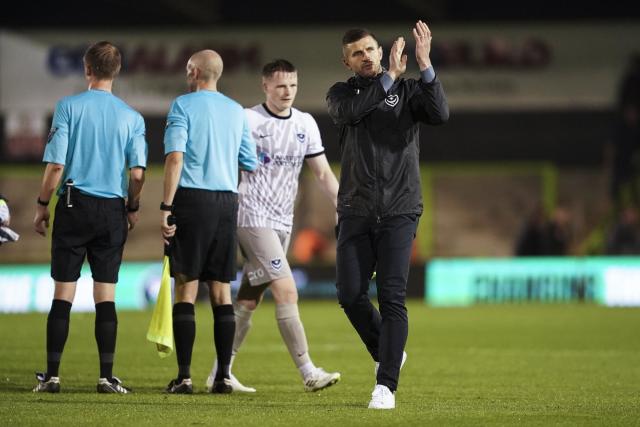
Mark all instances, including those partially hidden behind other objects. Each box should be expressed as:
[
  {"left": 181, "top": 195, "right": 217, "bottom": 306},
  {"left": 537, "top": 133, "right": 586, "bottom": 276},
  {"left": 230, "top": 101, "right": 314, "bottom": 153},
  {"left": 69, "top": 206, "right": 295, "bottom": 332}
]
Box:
[
  {"left": 160, "top": 202, "right": 173, "bottom": 211},
  {"left": 126, "top": 203, "right": 140, "bottom": 213},
  {"left": 37, "top": 197, "right": 49, "bottom": 207}
]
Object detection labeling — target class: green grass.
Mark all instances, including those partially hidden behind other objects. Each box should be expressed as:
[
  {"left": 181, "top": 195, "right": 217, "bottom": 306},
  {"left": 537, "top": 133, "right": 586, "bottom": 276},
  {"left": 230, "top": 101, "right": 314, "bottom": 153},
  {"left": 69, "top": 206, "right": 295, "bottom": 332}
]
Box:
[{"left": 1, "top": 301, "right": 639, "bottom": 425}]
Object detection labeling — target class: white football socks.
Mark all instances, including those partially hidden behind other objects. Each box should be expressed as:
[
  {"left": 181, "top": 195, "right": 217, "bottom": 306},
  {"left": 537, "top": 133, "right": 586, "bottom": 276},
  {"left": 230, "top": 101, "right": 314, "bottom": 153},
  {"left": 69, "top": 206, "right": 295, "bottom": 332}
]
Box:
[
  {"left": 232, "top": 302, "right": 255, "bottom": 356},
  {"left": 275, "top": 303, "right": 315, "bottom": 378}
]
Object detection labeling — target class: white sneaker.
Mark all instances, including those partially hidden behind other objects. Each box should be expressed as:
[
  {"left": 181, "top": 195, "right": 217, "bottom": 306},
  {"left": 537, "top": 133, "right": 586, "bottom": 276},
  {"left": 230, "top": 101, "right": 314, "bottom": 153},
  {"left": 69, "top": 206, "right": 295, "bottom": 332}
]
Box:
[
  {"left": 97, "top": 376, "right": 131, "bottom": 394},
  {"left": 303, "top": 367, "right": 341, "bottom": 392},
  {"left": 368, "top": 384, "right": 395, "bottom": 409},
  {"left": 205, "top": 367, "right": 256, "bottom": 393},
  {"left": 375, "top": 351, "right": 407, "bottom": 376},
  {"left": 32, "top": 372, "right": 60, "bottom": 393}
]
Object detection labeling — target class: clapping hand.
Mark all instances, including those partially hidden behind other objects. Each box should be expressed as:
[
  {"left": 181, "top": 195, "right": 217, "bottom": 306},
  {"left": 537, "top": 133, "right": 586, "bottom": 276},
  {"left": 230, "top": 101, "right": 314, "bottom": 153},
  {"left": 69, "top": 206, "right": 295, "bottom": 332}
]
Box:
[
  {"left": 413, "top": 20, "right": 433, "bottom": 71},
  {"left": 388, "top": 37, "right": 407, "bottom": 80}
]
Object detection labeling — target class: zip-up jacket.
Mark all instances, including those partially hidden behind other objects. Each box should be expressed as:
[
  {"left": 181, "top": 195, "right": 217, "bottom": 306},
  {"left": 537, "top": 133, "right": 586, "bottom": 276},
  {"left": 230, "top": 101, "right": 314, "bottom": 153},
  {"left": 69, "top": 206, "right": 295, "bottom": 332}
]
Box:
[{"left": 327, "top": 71, "right": 449, "bottom": 219}]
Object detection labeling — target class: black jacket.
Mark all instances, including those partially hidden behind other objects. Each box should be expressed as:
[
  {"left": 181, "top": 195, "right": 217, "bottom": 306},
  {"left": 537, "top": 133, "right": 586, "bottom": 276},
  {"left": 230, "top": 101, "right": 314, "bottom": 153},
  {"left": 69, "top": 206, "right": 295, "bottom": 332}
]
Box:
[{"left": 327, "top": 72, "right": 449, "bottom": 219}]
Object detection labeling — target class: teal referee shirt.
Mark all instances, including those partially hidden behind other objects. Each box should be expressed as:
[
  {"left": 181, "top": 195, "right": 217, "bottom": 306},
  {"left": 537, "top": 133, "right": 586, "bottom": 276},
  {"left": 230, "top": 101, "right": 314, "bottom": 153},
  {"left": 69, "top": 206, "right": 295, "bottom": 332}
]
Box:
[
  {"left": 163, "top": 90, "right": 258, "bottom": 192},
  {"left": 43, "top": 89, "right": 148, "bottom": 199}
]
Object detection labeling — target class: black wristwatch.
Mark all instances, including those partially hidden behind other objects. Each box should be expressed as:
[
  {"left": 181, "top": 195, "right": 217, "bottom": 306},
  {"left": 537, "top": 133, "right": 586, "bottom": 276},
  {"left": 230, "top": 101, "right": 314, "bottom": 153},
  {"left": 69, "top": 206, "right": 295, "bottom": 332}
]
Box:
[
  {"left": 160, "top": 202, "right": 173, "bottom": 211},
  {"left": 37, "top": 197, "right": 49, "bottom": 206}
]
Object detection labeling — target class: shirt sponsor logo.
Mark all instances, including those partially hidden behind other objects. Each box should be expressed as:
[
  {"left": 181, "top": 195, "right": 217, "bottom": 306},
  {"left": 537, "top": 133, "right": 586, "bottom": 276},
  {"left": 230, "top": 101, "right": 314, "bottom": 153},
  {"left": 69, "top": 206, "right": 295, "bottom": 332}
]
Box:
[
  {"left": 270, "top": 258, "right": 282, "bottom": 271},
  {"left": 273, "top": 155, "right": 304, "bottom": 167},
  {"left": 384, "top": 94, "right": 399, "bottom": 107},
  {"left": 258, "top": 151, "right": 271, "bottom": 164},
  {"left": 296, "top": 133, "right": 306, "bottom": 143}
]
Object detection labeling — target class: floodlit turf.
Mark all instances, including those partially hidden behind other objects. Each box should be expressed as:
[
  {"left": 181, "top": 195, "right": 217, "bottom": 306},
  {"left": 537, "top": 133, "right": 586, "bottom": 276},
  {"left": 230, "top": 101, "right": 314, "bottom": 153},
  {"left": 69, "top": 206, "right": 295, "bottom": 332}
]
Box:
[{"left": 1, "top": 301, "right": 639, "bottom": 425}]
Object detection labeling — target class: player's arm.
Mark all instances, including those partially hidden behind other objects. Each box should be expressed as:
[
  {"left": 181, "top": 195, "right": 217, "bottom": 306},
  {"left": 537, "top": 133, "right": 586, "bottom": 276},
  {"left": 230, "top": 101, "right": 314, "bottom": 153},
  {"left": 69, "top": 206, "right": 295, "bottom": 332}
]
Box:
[
  {"left": 304, "top": 114, "right": 338, "bottom": 209},
  {"left": 161, "top": 152, "right": 182, "bottom": 244},
  {"left": 125, "top": 113, "right": 148, "bottom": 230},
  {"left": 35, "top": 100, "right": 69, "bottom": 237},
  {"left": 127, "top": 168, "right": 145, "bottom": 211},
  {"left": 306, "top": 154, "right": 339, "bottom": 209},
  {"left": 409, "top": 77, "right": 448, "bottom": 125},
  {"left": 409, "top": 20, "right": 449, "bottom": 125},
  {"left": 239, "top": 114, "right": 258, "bottom": 172},
  {"left": 162, "top": 152, "right": 182, "bottom": 207},
  {"left": 126, "top": 168, "right": 145, "bottom": 230},
  {"left": 161, "top": 99, "right": 187, "bottom": 244},
  {"left": 34, "top": 162, "right": 64, "bottom": 236}
]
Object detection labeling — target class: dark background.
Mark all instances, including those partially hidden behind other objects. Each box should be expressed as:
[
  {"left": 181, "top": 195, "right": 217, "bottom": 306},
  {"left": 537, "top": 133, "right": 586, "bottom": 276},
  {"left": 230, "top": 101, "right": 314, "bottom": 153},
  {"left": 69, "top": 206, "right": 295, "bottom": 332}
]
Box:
[
  {"left": 1, "top": 1, "right": 638, "bottom": 166},
  {"left": 2, "top": 0, "right": 639, "bottom": 28}
]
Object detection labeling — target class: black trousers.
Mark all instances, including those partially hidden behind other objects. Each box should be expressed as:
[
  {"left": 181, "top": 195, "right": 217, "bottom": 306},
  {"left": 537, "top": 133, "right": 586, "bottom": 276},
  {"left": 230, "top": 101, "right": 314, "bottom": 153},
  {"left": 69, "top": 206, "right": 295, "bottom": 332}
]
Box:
[{"left": 335, "top": 214, "right": 418, "bottom": 392}]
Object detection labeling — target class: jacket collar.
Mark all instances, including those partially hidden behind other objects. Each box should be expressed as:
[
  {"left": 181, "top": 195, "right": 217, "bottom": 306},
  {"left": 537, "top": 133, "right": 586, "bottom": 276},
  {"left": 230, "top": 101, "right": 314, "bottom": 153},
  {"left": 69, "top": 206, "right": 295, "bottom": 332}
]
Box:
[{"left": 348, "top": 67, "right": 387, "bottom": 88}]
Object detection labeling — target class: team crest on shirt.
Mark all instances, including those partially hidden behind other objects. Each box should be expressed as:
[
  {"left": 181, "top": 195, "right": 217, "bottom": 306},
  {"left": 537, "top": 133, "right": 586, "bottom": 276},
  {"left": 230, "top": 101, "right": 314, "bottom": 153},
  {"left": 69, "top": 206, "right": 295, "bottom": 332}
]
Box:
[
  {"left": 296, "top": 132, "right": 306, "bottom": 143},
  {"left": 384, "top": 94, "right": 399, "bottom": 107},
  {"left": 270, "top": 258, "right": 283, "bottom": 271},
  {"left": 46, "top": 127, "right": 58, "bottom": 143}
]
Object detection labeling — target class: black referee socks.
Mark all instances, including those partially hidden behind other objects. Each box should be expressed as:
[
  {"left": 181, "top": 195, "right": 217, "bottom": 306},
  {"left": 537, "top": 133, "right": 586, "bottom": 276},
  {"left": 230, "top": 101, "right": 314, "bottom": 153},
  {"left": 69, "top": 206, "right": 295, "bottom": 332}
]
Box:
[
  {"left": 46, "top": 299, "right": 72, "bottom": 378},
  {"left": 173, "top": 302, "right": 196, "bottom": 381},
  {"left": 213, "top": 304, "right": 235, "bottom": 381},
  {"left": 95, "top": 301, "right": 118, "bottom": 379}
]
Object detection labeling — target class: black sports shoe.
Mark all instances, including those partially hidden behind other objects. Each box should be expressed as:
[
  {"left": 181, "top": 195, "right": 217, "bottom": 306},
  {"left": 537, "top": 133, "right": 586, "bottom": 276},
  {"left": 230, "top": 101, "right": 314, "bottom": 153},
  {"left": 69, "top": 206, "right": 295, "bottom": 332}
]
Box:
[
  {"left": 32, "top": 372, "right": 60, "bottom": 393},
  {"left": 166, "top": 378, "right": 193, "bottom": 394},
  {"left": 211, "top": 378, "right": 233, "bottom": 394},
  {"left": 97, "top": 376, "right": 131, "bottom": 394}
]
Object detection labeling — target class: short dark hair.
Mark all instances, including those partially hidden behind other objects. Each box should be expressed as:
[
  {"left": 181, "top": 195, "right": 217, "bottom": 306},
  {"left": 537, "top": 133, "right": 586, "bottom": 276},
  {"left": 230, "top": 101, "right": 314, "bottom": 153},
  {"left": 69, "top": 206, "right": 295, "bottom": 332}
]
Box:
[
  {"left": 342, "top": 28, "right": 379, "bottom": 46},
  {"left": 83, "top": 41, "right": 121, "bottom": 80},
  {"left": 262, "top": 59, "right": 296, "bottom": 78}
]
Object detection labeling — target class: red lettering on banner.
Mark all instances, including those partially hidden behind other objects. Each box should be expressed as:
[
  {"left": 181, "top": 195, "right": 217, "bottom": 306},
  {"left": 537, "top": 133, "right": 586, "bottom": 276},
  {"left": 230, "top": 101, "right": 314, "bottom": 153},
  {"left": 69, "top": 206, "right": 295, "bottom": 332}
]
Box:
[
  {"left": 425, "top": 37, "right": 552, "bottom": 69},
  {"left": 127, "top": 46, "right": 169, "bottom": 73},
  {"left": 123, "top": 43, "right": 261, "bottom": 75}
]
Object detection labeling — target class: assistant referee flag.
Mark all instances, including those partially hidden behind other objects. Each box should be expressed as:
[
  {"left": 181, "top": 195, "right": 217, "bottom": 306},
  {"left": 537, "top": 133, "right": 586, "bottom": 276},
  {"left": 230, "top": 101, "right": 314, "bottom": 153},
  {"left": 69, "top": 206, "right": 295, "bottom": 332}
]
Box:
[{"left": 146, "top": 254, "right": 174, "bottom": 358}]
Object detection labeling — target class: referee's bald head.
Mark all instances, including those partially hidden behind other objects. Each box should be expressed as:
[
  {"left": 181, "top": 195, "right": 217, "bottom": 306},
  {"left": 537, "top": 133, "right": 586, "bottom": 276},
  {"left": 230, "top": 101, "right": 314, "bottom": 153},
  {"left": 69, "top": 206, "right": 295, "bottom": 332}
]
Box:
[{"left": 188, "top": 50, "right": 223, "bottom": 82}]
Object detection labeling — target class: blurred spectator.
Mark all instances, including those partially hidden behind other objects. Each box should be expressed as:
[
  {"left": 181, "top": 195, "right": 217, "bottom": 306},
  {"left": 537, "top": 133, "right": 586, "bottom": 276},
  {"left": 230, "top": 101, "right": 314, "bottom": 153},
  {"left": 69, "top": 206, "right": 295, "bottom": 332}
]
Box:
[
  {"left": 0, "top": 194, "right": 20, "bottom": 245},
  {"left": 608, "top": 53, "right": 640, "bottom": 211},
  {"left": 515, "top": 205, "right": 571, "bottom": 256},
  {"left": 606, "top": 207, "right": 640, "bottom": 255},
  {"left": 291, "top": 227, "right": 330, "bottom": 264}
]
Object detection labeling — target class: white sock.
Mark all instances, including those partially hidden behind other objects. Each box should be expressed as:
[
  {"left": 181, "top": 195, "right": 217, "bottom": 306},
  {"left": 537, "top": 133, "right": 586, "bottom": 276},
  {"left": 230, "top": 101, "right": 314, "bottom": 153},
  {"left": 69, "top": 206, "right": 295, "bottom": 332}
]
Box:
[
  {"left": 233, "top": 303, "right": 255, "bottom": 356},
  {"left": 230, "top": 353, "right": 236, "bottom": 370},
  {"left": 299, "top": 361, "right": 316, "bottom": 380},
  {"left": 275, "top": 304, "right": 313, "bottom": 376}
]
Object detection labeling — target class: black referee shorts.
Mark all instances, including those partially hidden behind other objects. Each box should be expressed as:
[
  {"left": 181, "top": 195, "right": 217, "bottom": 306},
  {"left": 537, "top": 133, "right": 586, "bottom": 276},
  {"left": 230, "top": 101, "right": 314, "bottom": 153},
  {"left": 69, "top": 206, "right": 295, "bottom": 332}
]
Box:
[
  {"left": 51, "top": 189, "right": 128, "bottom": 283},
  {"left": 169, "top": 188, "right": 238, "bottom": 282}
]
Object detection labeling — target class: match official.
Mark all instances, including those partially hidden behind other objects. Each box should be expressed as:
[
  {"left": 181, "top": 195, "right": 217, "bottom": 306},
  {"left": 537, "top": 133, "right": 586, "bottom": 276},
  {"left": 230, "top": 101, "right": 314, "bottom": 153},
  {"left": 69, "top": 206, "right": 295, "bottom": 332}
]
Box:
[
  {"left": 33, "top": 41, "right": 147, "bottom": 394},
  {"left": 161, "top": 50, "right": 258, "bottom": 394},
  {"left": 327, "top": 22, "right": 449, "bottom": 409}
]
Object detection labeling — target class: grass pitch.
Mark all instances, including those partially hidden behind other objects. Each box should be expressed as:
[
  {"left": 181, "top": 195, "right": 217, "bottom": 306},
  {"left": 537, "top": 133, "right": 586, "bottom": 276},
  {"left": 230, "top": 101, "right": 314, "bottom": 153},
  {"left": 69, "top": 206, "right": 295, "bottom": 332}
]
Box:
[{"left": 1, "top": 301, "right": 639, "bottom": 426}]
